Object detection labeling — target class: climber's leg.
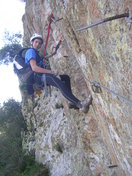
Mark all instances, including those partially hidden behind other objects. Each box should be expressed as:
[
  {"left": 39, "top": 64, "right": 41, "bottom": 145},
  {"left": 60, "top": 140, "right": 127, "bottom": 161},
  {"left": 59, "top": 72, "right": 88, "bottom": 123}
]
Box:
[
  {"left": 42, "top": 74, "right": 82, "bottom": 108},
  {"left": 59, "top": 75, "right": 72, "bottom": 92},
  {"left": 26, "top": 73, "right": 35, "bottom": 95}
]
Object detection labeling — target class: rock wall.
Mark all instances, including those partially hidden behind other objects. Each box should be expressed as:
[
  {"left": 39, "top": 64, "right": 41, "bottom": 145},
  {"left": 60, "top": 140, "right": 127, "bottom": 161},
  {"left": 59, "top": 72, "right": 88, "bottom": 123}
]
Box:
[{"left": 22, "top": 0, "right": 132, "bottom": 175}]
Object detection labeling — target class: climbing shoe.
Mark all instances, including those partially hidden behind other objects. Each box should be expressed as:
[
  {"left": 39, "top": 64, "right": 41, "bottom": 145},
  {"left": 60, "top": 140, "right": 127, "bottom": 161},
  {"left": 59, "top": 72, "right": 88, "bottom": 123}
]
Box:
[
  {"left": 69, "top": 102, "right": 79, "bottom": 109},
  {"left": 80, "top": 95, "right": 93, "bottom": 113}
]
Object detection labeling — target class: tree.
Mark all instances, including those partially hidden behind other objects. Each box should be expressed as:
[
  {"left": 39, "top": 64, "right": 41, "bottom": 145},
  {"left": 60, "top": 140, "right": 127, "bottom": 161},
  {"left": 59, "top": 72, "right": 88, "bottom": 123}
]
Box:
[
  {"left": 3, "top": 31, "right": 22, "bottom": 45},
  {"left": 0, "top": 99, "right": 26, "bottom": 176},
  {"left": 0, "top": 31, "right": 23, "bottom": 65},
  {"left": 0, "top": 100, "right": 49, "bottom": 176}
]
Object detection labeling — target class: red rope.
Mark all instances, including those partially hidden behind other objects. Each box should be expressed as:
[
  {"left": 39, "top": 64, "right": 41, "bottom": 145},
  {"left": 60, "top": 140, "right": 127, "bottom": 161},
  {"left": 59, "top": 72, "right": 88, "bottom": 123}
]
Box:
[{"left": 43, "top": 12, "right": 53, "bottom": 63}]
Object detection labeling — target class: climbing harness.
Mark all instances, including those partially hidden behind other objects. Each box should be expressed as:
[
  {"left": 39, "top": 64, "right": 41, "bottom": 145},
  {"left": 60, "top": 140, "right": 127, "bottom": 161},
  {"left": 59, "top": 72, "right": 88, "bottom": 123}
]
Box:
[
  {"left": 76, "top": 12, "right": 131, "bottom": 32},
  {"left": 86, "top": 79, "right": 132, "bottom": 105}
]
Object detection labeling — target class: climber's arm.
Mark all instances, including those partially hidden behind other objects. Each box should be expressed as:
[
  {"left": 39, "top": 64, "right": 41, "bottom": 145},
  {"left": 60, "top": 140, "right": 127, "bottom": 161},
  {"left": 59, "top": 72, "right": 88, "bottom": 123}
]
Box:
[{"left": 30, "top": 59, "right": 52, "bottom": 74}]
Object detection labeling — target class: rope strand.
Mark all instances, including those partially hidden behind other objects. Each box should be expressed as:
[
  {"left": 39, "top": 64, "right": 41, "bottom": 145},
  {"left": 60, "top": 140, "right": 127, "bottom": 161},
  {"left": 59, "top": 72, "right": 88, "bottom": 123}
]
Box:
[
  {"left": 86, "top": 78, "right": 132, "bottom": 105},
  {"left": 43, "top": 12, "right": 53, "bottom": 63}
]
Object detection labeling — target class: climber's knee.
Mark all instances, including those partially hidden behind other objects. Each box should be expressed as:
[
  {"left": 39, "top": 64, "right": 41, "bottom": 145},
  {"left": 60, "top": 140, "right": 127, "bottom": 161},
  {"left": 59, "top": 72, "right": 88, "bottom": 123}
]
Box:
[{"left": 60, "top": 74, "right": 70, "bottom": 81}]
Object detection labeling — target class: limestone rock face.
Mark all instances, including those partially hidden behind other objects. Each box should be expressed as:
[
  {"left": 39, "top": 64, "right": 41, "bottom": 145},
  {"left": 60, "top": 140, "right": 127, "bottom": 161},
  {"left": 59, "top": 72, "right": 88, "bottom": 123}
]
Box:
[{"left": 22, "top": 1, "right": 132, "bottom": 175}]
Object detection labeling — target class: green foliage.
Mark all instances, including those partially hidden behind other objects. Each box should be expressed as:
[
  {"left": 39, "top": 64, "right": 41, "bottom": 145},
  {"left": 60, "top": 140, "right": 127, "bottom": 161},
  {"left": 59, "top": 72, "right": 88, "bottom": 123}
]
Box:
[
  {"left": 20, "top": 155, "right": 50, "bottom": 176},
  {"left": 0, "top": 99, "right": 50, "bottom": 176},
  {"left": 0, "top": 99, "right": 25, "bottom": 129},
  {"left": 0, "top": 99, "right": 25, "bottom": 176},
  {"left": 0, "top": 31, "right": 23, "bottom": 65},
  {"left": 3, "top": 31, "right": 22, "bottom": 45},
  {"left": 0, "top": 44, "right": 22, "bottom": 64}
]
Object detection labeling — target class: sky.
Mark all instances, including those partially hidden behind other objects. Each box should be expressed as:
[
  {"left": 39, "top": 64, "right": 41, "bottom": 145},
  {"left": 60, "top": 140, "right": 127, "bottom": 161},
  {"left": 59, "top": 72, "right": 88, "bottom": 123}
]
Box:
[{"left": 0, "top": 0, "right": 25, "bottom": 104}]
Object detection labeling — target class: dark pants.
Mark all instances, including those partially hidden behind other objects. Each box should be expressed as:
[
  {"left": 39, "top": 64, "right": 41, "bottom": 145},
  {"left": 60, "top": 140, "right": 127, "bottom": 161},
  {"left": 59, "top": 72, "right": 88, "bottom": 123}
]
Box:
[
  {"left": 27, "top": 73, "right": 81, "bottom": 106},
  {"left": 45, "top": 74, "right": 81, "bottom": 106}
]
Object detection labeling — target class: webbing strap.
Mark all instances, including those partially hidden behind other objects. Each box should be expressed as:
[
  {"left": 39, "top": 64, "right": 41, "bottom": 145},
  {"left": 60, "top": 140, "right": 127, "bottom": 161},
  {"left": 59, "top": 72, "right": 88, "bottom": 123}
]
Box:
[{"left": 43, "top": 12, "right": 53, "bottom": 63}]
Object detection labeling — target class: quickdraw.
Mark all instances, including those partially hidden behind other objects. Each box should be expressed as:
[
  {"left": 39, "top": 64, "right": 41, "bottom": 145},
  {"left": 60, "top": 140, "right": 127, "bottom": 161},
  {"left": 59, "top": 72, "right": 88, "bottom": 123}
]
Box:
[
  {"left": 43, "top": 13, "right": 63, "bottom": 62},
  {"left": 91, "top": 81, "right": 102, "bottom": 93},
  {"left": 51, "top": 16, "right": 63, "bottom": 23},
  {"left": 86, "top": 79, "right": 132, "bottom": 105},
  {"left": 45, "top": 35, "right": 63, "bottom": 59}
]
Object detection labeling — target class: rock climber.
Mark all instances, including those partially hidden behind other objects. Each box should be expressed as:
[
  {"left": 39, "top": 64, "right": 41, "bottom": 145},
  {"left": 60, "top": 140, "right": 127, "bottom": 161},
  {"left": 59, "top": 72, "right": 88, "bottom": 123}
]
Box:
[{"left": 25, "top": 33, "right": 92, "bottom": 112}]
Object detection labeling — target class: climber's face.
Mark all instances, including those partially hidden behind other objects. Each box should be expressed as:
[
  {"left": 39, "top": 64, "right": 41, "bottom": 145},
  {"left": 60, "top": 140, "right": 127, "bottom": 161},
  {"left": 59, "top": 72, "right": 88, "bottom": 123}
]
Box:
[{"left": 32, "top": 38, "right": 42, "bottom": 50}]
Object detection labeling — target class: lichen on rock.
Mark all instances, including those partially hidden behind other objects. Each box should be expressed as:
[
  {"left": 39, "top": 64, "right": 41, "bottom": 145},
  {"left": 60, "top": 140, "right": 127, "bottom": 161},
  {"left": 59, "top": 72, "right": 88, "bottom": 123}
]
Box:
[{"left": 22, "top": 1, "right": 132, "bottom": 175}]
